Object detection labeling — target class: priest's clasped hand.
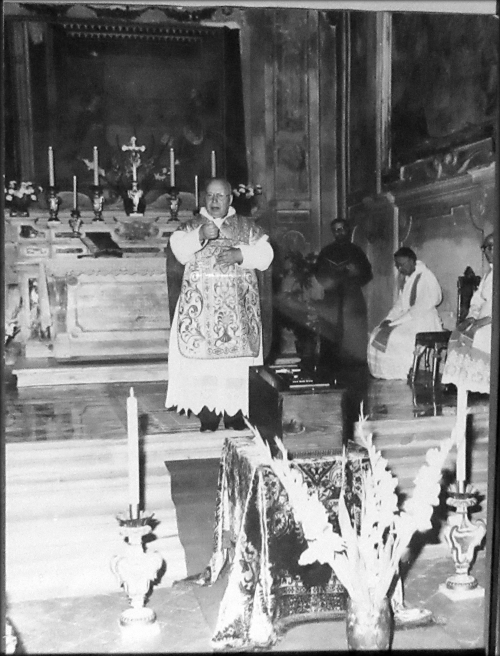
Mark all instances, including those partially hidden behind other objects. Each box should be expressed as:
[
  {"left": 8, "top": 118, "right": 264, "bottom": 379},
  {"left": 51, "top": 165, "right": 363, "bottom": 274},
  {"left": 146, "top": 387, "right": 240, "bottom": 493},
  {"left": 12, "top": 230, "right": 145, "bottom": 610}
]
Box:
[
  {"left": 217, "top": 247, "right": 243, "bottom": 265},
  {"left": 200, "top": 222, "right": 220, "bottom": 241}
]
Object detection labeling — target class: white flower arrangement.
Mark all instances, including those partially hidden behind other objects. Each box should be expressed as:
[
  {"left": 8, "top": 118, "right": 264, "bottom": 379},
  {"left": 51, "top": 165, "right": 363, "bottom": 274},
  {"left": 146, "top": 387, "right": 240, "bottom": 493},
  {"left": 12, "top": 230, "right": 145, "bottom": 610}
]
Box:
[
  {"left": 232, "top": 183, "right": 262, "bottom": 199},
  {"left": 244, "top": 406, "right": 454, "bottom": 611},
  {"left": 5, "top": 180, "right": 42, "bottom": 202}
]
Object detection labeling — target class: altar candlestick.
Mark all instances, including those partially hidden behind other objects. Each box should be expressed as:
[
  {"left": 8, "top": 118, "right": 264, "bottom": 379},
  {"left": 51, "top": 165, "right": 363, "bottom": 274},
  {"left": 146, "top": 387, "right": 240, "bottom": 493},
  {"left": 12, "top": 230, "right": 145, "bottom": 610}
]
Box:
[
  {"left": 194, "top": 175, "right": 199, "bottom": 207},
  {"left": 73, "top": 176, "right": 78, "bottom": 210},
  {"left": 211, "top": 150, "right": 216, "bottom": 177},
  {"left": 170, "top": 148, "right": 175, "bottom": 187},
  {"left": 48, "top": 147, "right": 55, "bottom": 187},
  {"left": 93, "top": 146, "right": 99, "bottom": 186},
  {"left": 127, "top": 387, "right": 140, "bottom": 519}
]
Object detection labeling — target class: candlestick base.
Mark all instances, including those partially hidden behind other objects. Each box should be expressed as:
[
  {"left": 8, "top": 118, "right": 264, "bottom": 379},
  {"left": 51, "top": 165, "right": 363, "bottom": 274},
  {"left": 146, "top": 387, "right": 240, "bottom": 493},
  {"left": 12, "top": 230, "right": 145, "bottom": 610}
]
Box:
[
  {"left": 168, "top": 187, "right": 181, "bottom": 222},
  {"left": 119, "top": 606, "right": 157, "bottom": 627},
  {"left": 111, "top": 511, "right": 163, "bottom": 628},
  {"left": 91, "top": 185, "right": 104, "bottom": 221},
  {"left": 47, "top": 186, "right": 61, "bottom": 223},
  {"left": 69, "top": 215, "right": 83, "bottom": 235},
  {"left": 70, "top": 208, "right": 81, "bottom": 219},
  {"left": 440, "top": 483, "right": 486, "bottom": 599}
]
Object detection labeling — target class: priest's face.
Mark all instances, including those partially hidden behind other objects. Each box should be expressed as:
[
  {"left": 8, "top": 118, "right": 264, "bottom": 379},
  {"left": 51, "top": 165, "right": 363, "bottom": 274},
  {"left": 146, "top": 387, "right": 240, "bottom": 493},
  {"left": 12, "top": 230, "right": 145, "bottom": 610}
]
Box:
[
  {"left": 205, "top": 180, "right": 232, "bottom": 219},
  {"left": 331, "top": 220, "right": 349, "bottom": 244},
  {"left": 394, "top": 255, "right": 416, "bottom": 277},
  {"left": 482, "top": 235, "right": 494, "bottom": 265}
]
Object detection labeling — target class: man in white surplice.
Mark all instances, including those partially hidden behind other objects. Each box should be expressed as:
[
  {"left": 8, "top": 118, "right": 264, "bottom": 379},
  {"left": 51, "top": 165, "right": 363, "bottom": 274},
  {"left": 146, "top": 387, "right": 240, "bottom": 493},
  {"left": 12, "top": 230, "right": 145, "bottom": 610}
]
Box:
[
  {"left": 165, "top": 178, "right": 274, "bottom": 431},
  {"left": 368, "top": 246, "right": 443, "bottom": 380}
]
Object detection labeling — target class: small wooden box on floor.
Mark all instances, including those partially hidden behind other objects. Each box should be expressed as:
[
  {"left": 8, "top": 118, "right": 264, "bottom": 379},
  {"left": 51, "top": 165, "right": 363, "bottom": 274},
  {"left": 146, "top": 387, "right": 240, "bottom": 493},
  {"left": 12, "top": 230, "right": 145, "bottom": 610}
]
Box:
[{"left": 248, "top": 366, "right": 345, "bottom": 455}]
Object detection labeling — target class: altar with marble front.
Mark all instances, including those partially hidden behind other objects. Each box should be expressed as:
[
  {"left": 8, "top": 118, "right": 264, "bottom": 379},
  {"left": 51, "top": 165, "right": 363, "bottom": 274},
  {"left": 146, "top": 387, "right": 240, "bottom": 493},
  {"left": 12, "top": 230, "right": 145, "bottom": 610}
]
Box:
[{"left": 6, "top": 203, "right": 198, "bottom": 384}]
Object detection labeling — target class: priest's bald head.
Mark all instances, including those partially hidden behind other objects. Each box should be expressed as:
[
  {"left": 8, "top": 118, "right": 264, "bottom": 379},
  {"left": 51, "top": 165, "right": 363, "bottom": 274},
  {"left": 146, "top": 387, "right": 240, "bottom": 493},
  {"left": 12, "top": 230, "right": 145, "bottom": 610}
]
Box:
[{"left": 204, "top": 178, "right": 233, "bottom": 219}]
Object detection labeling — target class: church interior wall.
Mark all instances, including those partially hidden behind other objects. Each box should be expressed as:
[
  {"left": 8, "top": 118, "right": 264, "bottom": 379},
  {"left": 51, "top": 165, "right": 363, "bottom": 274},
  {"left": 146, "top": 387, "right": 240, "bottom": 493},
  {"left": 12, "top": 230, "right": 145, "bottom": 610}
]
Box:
[
  {"left": 3, "top": 2, "right": 499, "bottom": 627},
  {"left": 3, "top": 3, "right": 497, "bottom": 347}
]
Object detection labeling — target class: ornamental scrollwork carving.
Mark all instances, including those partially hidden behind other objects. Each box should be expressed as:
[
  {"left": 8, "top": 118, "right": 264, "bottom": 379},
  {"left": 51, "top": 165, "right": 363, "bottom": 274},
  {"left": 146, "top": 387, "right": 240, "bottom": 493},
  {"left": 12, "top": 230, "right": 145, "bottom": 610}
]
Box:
[{"left": 394, "top": 138, "right": 494, "bottom": 187}]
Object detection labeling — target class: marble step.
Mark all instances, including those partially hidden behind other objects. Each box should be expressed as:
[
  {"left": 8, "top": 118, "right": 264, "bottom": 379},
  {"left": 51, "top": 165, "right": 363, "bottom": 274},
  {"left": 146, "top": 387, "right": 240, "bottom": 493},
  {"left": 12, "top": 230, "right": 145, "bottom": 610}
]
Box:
[
  {"left": 5, "top": 429, "right": 230, "bottom": 602},
  {"left": 6, "top": 513, "right": 188, "bottom": 603},
  {"left": 12, "top": 357, "right": 169, "bottom": 387}
]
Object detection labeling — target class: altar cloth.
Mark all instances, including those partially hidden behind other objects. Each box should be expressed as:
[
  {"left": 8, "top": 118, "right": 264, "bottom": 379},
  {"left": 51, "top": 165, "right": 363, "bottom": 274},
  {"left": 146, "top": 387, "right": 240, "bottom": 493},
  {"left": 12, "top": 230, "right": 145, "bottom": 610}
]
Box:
[{"left": 204, "top": 435, "right": 368, "bottom": 650}]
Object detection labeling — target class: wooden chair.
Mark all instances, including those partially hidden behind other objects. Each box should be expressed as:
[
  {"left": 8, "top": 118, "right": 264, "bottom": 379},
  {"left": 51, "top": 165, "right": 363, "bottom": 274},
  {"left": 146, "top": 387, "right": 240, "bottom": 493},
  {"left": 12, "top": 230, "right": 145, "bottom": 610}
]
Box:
[{"left": 409, "top": 267, "right": 481, "bottom": 386}]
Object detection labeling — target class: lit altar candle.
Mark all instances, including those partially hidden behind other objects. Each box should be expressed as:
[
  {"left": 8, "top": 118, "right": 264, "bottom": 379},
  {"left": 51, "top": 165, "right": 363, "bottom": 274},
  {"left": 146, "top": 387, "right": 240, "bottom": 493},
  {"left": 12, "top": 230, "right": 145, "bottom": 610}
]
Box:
[
  {"left": 48, "top": 146, "right": 55, "bottom": 187},
  {"left": 211, "top": 150, "right": 216, "bottom": 177},
  {"left": 127, "top": 387, "right": 140, "bottom": 519},
  {"left": 170, "top": 148, "right": 175, "bottom": 187},
  {"left": 93, "top": 146, "right": 99, "bottom": 186},
  {"left": 73, "top": 176, "right": 78, "bottom": 210},
  {"left": 194, "top": 175, "right": 199, "bottom": 207}
]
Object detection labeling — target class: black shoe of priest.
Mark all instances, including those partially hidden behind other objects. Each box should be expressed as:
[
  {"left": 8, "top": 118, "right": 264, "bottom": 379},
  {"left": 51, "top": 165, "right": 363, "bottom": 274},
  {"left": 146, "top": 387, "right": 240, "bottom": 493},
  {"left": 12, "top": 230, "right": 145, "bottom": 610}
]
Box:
[
  {"left": 198, "top": 408, "right": 221, "bottom": 432},
  {"left": 223, "top": 412, "right": 246, "bottom": 431}
]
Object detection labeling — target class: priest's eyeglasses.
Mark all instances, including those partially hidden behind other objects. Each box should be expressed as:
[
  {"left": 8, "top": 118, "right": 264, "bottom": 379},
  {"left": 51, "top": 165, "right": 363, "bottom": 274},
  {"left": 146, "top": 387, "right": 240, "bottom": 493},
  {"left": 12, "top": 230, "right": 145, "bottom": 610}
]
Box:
[
  {"left": 481, "top": 244, "right": 493, "bottom": 251},
  {"left": 206, "top": 193, "right": 230, "bottom": 201}
]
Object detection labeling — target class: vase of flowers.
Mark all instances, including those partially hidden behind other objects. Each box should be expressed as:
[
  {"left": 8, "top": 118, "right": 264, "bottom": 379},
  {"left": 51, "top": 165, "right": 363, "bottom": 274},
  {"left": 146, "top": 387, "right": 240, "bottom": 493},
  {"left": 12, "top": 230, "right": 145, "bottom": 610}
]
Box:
[
  {"left": 231, "top": 183, "right": 262, "bottom": 216},
  {"left": 4, "top": 180, "right": 42, "bottom": 217},
  {"left": 246, "top": 407, "right": 454, "bottom": 651}
]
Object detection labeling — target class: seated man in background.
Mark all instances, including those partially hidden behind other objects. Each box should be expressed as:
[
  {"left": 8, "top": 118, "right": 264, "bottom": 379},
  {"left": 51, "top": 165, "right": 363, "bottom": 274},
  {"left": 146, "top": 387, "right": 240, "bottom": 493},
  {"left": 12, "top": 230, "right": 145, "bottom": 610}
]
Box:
[
  {"left": 441, "top": 232, "right": 493, "bottom": 394},
  {"left": 368, "top": 247, "right": 443, "bottom": 380}
]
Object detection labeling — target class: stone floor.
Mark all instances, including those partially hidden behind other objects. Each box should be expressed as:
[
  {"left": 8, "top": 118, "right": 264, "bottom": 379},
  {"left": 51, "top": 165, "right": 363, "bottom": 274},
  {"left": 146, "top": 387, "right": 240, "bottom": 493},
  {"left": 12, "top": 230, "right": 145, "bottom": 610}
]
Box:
[
  {"left": 6, "top": 546, "right": 487, "bottom": 653},
  {"left": 4, "top": 367, "right": 491, "bottom": 653}
]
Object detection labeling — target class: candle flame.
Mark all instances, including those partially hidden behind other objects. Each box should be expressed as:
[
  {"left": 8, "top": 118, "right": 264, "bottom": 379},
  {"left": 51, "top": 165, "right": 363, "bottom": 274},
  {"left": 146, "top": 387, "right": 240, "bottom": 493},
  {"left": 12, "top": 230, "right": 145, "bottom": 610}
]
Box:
[{"left": 129, "top": 387, "right": 135, "bottom": 397}]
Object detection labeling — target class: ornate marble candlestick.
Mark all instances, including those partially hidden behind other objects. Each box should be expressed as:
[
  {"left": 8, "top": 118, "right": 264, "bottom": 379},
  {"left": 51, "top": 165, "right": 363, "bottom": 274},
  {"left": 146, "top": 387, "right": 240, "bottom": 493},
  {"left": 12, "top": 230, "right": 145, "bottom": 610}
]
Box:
[
  {"left": 47, "top": 186, "right": 61, "bottom": 223},
  {"left": 111, "top": 511, "right": 163, "bottom": 628},
  {"left": 91, "top": 185, "right": 104, "bottom": 222},
  {"left": 168, "top": 187, "right": 181, "bottom": 222},
  {"left": 439, "top": 483, "right": 486, "bottom": 600},
  {"left": 69, "top": 215, "right": 83, "bottom": 235}
]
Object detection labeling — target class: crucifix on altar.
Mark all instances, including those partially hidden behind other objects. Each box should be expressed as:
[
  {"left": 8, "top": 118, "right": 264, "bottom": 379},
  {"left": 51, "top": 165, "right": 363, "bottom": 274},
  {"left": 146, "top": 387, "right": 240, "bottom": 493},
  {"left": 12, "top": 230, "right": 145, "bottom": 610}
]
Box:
[{"left": 122, "top": 137, "right": 147, "bottom": 215}]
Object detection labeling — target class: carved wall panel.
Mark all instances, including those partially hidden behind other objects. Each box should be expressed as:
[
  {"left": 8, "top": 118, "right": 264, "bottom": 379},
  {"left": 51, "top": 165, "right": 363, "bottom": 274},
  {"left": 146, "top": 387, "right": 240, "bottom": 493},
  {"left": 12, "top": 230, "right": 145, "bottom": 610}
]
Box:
[
  {"left": 274, "top": 11, "right": 310, "bottom": 199},
  {"left": 265, "top": 9, "right": 330, "bottom": 258}
]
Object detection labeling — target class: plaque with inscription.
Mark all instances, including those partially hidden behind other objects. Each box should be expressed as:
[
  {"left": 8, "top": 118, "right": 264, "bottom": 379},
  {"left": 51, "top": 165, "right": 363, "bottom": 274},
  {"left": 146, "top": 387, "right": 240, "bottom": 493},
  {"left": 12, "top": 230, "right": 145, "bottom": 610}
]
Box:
[{"left": 70, "top": 280, "right": 168, "bottom": 333}]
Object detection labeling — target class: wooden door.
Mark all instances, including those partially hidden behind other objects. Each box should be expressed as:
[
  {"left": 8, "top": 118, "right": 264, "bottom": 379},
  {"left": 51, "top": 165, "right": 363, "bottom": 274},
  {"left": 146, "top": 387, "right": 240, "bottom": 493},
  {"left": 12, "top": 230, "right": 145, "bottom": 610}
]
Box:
[{"left": 264, "top": 9, "right": 337, "bottom": 258}]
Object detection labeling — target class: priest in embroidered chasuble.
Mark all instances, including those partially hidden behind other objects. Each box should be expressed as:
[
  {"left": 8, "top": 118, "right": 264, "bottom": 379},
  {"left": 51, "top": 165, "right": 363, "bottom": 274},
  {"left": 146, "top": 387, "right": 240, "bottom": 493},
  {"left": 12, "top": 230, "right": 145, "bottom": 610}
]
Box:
[{"left": 165, "top": 178, "right": 274, "bottom": 432}]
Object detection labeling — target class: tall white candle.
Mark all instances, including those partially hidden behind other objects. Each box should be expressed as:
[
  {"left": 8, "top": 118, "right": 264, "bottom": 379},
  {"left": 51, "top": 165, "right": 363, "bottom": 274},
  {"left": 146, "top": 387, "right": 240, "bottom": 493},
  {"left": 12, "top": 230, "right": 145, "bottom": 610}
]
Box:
[
  {"left": 93, "top": 146, "right": 99, "bottom": 186},
  {"left": 455, "top": 385, "right": 467, "bottom": 490},
  {"left": 48, "top": 147, "right": 55, "bottom": 187},
  {"left": 170, "top": 148, "right": 175, "bottom": 187},
  {"left": 73, "top": 176, "right": 77, "bottom": 209},
  {"left": 211, "top": 150, "right": 216, "bottom": 177},
  {"left": 194, "top": 175, "right": 199, "bottom": 207},
  {"left": 127, "top": 387, "right": 140, "bottom": 518}
]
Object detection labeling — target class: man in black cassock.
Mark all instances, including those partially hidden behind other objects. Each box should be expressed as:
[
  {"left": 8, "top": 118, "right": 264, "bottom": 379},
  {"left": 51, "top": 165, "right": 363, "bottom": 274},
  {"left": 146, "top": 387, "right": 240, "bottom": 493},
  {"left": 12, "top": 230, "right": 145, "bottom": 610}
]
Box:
[{"left": 314, "top": 218, "right": 373, "bottom": 376}]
